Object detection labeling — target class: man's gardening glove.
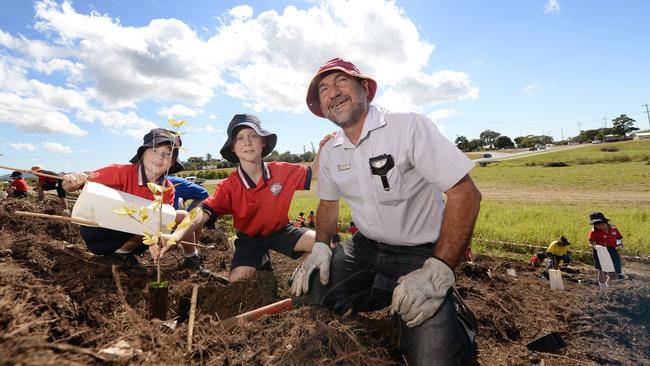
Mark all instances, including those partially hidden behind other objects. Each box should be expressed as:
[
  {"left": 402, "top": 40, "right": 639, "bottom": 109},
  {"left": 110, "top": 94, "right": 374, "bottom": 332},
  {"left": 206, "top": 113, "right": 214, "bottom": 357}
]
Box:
[
  {"left": 390, "top": 256, "right": 455, "bottom": 328},
  {"left": 290, "top": 241, "right": 332, "bottom": 297}
]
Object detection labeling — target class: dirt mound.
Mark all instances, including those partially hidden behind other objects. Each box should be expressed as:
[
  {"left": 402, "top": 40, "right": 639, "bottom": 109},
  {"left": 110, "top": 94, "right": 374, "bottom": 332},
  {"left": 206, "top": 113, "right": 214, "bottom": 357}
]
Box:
[{"left": 1, "top": 196, "right": 649, "bottom": 365}]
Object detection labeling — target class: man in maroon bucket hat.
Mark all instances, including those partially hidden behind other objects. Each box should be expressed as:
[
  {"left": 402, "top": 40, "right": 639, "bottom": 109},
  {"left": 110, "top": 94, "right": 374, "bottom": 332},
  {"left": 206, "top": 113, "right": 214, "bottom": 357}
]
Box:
[{"left": 291, "top": 58, "right": 482, "bottom": 365}]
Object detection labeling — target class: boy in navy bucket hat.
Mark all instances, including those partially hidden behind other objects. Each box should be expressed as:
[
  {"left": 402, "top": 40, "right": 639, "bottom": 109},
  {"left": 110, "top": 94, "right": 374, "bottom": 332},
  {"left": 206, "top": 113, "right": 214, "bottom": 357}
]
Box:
[
  {"left": 61, "top": 128, "right": 210, "bottom": 276},
  {"left": 162, "top": 114, "right": 333, "bottom": 282}
]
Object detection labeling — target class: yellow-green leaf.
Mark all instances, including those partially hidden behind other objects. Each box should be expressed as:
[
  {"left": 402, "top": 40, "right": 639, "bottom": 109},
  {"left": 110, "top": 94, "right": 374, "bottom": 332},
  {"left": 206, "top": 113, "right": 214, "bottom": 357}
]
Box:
[
  {"left": 147, "top": 182, "right": 164, "bottom": 195},
  {"left": 138, "top": 207, "right": 149, "bottom": 222},
  {"left": 165, "top": 221, "right": 177, "bottom": 232},
  {"left": 166, "top": 237, "right": 178, "bottom": 247},
  {"left": 112, "top": 205, "right": 136, "bottom": 216},
  {"left": 142, "top": 232, "right": 160, "bottom": 246}
]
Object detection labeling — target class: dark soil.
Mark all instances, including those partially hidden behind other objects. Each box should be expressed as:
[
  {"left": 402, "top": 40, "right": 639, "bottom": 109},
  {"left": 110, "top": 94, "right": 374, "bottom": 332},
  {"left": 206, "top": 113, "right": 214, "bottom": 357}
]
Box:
[{"left": 1, "top": 196, "right": 648, "bottom": 365}]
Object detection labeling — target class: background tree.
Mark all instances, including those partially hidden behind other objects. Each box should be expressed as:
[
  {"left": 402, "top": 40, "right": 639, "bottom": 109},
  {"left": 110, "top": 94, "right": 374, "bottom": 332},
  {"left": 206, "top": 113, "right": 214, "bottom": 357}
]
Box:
[
  {"left": 468, "top": 139, "right": 483, "bottom": 152},
  {"left": 494, "top": 135, "right": 515, "bottom": 149},
  {"left": 611, "top": 114, "right": 639, "bottom": 137},
  {"left": 479, "top": 130, "right": 501, "bottom": 149},
  {"left": 455, "top": 135, "right": 470, "bottom": 151}
]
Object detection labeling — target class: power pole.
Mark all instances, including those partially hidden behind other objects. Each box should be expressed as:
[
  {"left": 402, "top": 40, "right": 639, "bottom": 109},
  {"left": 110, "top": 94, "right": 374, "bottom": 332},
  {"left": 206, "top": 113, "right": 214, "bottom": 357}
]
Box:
[
  {"left": 603, "top": 115, "right": 608, "bottom": 128},
  {"left": 643, "top": 103, "right": 650, "bottom": 129},
  {"left": 577, "top": 121, "right": 582, "bottom": 132},
  {"left": 561, "top": 129, "right": 564, "bottom": 140}
]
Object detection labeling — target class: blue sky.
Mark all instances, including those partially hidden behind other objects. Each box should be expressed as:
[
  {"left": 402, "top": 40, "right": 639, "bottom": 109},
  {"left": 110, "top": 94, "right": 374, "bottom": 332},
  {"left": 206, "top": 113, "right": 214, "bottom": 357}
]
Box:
[{"left": 1, "top": 0, "right": 649, "bottom": 172}]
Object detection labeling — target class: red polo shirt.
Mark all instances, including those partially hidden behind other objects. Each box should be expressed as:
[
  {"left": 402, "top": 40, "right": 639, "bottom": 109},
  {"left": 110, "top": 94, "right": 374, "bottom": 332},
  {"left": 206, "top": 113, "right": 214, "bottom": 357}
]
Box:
[
  {"left": 203, "top": 162, "right": 311, "bottom": 236},
  {"left": 11, "top": 178, "right": 29, "bottom": 192},
  {"left": 91, "top": 164, "right": 174, "bottom": 204},
  {"left": 588, "top": 225, "right": 622, "bottom": 248}
]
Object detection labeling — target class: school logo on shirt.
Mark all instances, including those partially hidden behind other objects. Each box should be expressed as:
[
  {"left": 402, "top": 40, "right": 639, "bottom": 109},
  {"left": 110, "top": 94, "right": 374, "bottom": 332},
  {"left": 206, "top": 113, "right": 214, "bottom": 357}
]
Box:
[{"left": 270, "top": 182, "right": 283, "bottom": 196}]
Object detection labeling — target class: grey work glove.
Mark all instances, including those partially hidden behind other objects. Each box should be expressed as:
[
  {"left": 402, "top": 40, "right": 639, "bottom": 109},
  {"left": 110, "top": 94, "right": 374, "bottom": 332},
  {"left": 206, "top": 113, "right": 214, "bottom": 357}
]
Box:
[
  {"left": 390, "top": 257, "right": 455, "bottom": 328},
  {"left": 290, "top": 241, "right": 332, "bottom": 297}
]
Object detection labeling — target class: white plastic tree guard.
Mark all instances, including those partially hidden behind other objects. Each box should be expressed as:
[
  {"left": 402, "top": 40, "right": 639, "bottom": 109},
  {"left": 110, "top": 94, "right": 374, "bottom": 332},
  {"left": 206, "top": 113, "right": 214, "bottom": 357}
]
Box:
[
  {"left": 71, "top": 181, "right": 176, "bottom": 235},
  {"left": 548, "top": 269, "right": 565, "bottom": 290},
  {"left": 595, "top": 246, "right": 615, "bottom": 273}
]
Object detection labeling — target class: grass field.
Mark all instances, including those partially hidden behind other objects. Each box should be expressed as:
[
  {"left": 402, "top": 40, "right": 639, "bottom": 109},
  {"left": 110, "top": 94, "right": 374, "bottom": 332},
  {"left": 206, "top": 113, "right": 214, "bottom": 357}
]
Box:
[{"left": 203, "top": 140, "right": 650, "bottom": 255}]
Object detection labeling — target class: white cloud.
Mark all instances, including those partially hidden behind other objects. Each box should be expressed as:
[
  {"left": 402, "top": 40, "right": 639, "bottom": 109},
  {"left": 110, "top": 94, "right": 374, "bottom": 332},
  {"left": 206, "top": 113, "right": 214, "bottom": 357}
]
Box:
[
  {"left": 376, "top": 70, "right": 479, "bottom": 111},
  {"left": 0, "top": 0, "right": 478, "bottom": 129},
  {"left": 0, "top": 92, "right": 88, "bottom": 136},
  {"left": 43, "top": 141, "right": 72, "bottom": 153},
  {"left": 10, "top": 142, "right": 39, "bottom": 151},
  {"left": 33, "top": 0, "right": 222, "bottom": 108},
  {"left": 545, "top": 0, "right": 560, "bottom": 14},
  {"left": 427, "top": 109, "right": 458, "bottom": 122},
  {"left": 229, "top": 5, "right": 254, "bottom": 21},
  {"left": 76, "top": 109, "right": 158, "bottom": 138},
  {"left": 522, "top": 82, "right": 543, "bottom": 95},
  {"left": 157, "top": 104, "right": 200, "bottom": 118},
  {"left": 187, "top": 125, "right": 218, "bottom": 134}
]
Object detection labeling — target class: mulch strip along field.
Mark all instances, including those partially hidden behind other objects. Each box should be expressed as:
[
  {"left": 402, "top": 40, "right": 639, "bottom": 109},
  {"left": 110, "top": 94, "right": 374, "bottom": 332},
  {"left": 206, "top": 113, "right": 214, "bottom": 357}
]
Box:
[{"left": 1, "top": 196, "right": 648, "bottom": 365}]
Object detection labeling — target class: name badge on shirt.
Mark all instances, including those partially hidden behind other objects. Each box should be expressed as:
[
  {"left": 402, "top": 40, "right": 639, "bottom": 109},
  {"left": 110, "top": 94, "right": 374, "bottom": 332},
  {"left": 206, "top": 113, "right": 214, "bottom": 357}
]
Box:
[{"left": 337, "top": 163, "right": 351, "bottom": 171}]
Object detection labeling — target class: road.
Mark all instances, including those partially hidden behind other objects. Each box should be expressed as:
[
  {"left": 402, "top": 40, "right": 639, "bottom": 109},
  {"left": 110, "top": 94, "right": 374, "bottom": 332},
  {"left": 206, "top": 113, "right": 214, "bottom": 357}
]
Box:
[{"left": 472, "top": 144, "right": 588, "bottom": 163}]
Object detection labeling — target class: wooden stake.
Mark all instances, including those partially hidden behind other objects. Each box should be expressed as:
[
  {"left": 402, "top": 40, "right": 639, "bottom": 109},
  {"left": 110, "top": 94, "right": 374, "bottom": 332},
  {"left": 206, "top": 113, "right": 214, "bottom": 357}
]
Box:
[
  {"left": 14, "top": 210, "right": 99, "bottom": 226},
  {"left": 0, "top": 165, "right": 63, "bottom": 181},
  {"left": 187, "top": 284, "right": 199, "bottom": 352}
]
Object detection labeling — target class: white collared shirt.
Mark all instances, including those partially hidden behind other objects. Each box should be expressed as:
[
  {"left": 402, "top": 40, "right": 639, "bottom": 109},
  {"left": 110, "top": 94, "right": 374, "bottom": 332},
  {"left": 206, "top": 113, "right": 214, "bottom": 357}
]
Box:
[{"left": 317, "top": 105, "right": 476, "bottom": 246}]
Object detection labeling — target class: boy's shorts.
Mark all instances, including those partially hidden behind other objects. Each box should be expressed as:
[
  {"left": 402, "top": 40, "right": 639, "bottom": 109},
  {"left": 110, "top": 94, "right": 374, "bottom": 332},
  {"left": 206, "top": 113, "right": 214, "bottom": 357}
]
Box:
[
  {"left": 42, "top": 181, "right": 67, "bottom": 198},
  {"left": 80, "top": 226, "right": 146, "bottom": 255},
  {"left": 232, "top": 224, "right": 308, "bottom": 270}
]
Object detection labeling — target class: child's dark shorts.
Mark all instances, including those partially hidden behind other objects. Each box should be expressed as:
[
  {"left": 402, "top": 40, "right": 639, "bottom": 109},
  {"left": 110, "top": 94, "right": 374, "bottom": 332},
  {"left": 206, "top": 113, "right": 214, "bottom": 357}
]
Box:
[
  {"left": 42, "top": 181, "right": 67, "bottom": 198},
  {"left": 232, "top": 224, "right": 308, "bottom": 270},
  {"left": 80, "top": 226, "right": 146, "bottom": 255}
]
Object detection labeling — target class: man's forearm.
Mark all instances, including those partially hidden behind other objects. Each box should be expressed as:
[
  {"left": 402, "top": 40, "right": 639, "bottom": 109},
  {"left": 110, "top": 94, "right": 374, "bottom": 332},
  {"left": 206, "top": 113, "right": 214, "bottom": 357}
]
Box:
[
  {"left": 433, "top": 175, "right": 482, "bottom": 268},
  {"left": 315, "top": 199, "right": 339, "bottom": 243}
]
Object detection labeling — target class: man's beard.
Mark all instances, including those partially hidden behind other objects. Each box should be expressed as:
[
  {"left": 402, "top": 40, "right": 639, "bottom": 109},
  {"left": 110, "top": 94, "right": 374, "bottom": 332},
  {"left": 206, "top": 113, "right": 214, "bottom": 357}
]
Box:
[{"left": 327, "top": 99, "right": 367, "bottom": 128}]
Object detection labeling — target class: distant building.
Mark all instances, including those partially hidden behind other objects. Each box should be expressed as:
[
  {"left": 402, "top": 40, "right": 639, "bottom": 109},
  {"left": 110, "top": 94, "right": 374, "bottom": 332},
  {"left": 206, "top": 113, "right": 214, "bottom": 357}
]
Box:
[
  {"left": 604, "top": 134, "right": 626, "bottom": 143},
  {"left": 631, "top": 132, "right": 650, "bottom": 140}
]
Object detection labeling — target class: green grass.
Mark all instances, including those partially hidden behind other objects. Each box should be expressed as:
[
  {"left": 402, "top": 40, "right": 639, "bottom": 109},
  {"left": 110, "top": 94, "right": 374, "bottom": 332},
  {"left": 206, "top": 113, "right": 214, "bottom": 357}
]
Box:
[
  {"left": 497, "top": 139, "right": 650, "bottom": 167},
  {"left": 474, "top": 200, "right": 649, "bottom": 255},
  {"left": 471, "top": 140, "right": 650, "bottom": 191},
  {"left": 471, "top": 161, "right": 650, "bottom": 191}
]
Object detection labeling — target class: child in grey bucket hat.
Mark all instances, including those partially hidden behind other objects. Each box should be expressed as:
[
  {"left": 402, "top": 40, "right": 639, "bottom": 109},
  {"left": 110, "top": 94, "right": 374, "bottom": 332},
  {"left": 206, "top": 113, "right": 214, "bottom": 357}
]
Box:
[{"left": 160, "top": 113, "right": 334, "bottom": 282}]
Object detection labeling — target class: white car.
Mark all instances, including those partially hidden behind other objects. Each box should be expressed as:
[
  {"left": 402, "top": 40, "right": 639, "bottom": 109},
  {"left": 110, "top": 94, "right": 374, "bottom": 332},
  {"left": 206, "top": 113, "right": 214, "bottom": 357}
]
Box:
[{"left": 592, "top": 140, "right": 602, "bottom": 144}]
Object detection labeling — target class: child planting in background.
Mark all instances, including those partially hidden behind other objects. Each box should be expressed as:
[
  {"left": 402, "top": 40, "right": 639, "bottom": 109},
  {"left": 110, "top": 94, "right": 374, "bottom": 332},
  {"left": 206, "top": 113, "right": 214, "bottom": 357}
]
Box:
[
  {"left": 307, "top": 211, "right": 316, "bottom": 228},
  {"left": 162, "top": 114, "right": 332, "bottom": 282},
  {"left": 61, "top": 128, "right": 210, "bottom": 275},
  {"left": 31, "top": 165, "right": 69, "bottom": 214},
  {"left": 546, "top": 236, "right": 572, "bottom": 269},
  {"left": 587, "top": 211, "right": 623, "bottom": 289},
  {"left": 7, "top": 171, "right": 29, "bottom": 198}
]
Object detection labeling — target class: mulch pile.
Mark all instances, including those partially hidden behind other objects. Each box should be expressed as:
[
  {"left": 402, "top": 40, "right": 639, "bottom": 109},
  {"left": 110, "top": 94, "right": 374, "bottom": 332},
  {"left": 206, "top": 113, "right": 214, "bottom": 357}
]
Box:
[{"left": 1, "top": 196, "right": 648, "bottom": 365}]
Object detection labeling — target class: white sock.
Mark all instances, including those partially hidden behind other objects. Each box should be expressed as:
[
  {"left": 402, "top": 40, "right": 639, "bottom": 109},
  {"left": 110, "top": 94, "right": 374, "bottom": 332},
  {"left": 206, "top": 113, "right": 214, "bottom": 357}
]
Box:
[
  {"left": 598, "top": 282, "right": 606, "bottom": 289},
  {"left": 115, "top": 249, "right": 131, "bottom": 254},
  {"left": 182, "top": 249, "right": 199, "bottom": 258}
]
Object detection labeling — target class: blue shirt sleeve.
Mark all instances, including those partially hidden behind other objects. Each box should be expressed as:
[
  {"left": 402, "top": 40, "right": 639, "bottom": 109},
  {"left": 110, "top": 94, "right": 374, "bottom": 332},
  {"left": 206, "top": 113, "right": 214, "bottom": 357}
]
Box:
[{"left": 167, "top": 176, "right": 209, "bottom": 210}]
